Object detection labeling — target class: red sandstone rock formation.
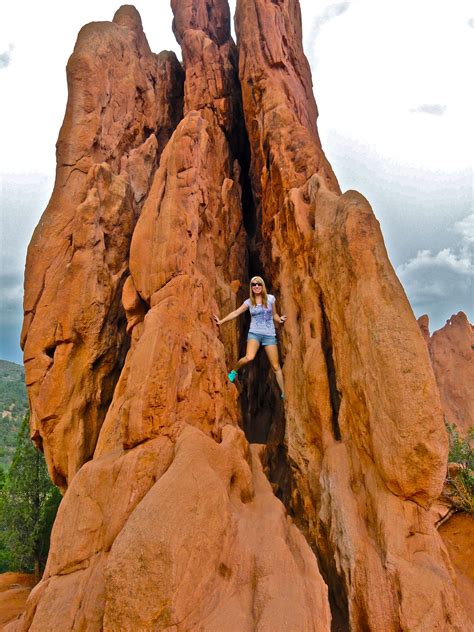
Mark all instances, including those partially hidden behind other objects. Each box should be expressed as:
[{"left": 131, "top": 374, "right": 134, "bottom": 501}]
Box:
[
  {"left": 18, "top": 3, "right": 330, "bottom": 630},
  {"left": 17, "top": 1, "right": 471, "bottom": 630},
  {"left": 418, "top": 312, "right": 474, "bottom": 437},
  {"left": 21, "top": 6, "right": 184, "bottom": 491},
  {"left": 0, "top": 573, "right": 34, "bottom": 629},
  {"left": 439, "top": 513, "right": 474, "bottom": 624},
  {"left": 236, "top": 0, "right": 465, "bottom": 629}
]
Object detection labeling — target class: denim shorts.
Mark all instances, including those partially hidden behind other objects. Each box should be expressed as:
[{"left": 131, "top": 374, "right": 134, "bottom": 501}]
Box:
[{"left": 247, "top": 332, "right": 278, "bottom": 346}]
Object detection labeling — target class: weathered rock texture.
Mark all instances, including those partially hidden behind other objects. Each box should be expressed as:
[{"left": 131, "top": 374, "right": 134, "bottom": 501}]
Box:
[
  {"left": 0, "top": 573, "right": 34, "bottom": 629},
  {"left": 21, "top": 6, "right": 184, "bottom": 490},
  {"left": 235, "top": 0, "right": 467, "bottom": 629},
  {"left": 18, "top": 2, "right": 329, "bottom": 631},
  {"left": 439, "top": 513, "right": 474, "bottom": 625},
  {"left": 18, "top": 1, "right": 471, "bottom": 630},
  {"left": 418, "top": 312, "right": 474, "bottom": 436}
]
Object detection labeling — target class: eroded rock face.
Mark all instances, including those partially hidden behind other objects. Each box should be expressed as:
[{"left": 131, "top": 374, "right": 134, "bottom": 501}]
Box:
[
  {"left": 439, "top": 513, "right": 474, "bottom": 626},
  {"left": 236, "top": 0, "right": 464, "bottom": 628},
  {"left": 419, "top": 312, "right": 474, "bottom": 437},
  {"left": 104, "top": 428, "right": 330, "bottom": 631},
  {"left": 0, "top": 573, "right": 34, "bottom": 629},
  {"left": 120, "top": 111, "right": 244, "bottom": 449},
  {"left": 18, "top": 428, "right": 330, "bottom": 632},
  {"left": 18, "top": 2, "right": 330, "bottom": 630},
  {"left": 18, "top": 1, "right": 471, "bottom": 630},
  {"left": 21, "top": 6, "right": 184, "bottom": 489}
]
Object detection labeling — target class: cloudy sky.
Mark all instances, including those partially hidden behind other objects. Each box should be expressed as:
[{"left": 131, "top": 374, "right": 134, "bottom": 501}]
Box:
[{"left": 0, "top": 0, "right": 472, "bottom": 363}]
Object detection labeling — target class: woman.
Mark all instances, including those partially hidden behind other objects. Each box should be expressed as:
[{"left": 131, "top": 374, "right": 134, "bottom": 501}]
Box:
[{"left": 213, "top": 276, "right": 286, "bottom": 397}]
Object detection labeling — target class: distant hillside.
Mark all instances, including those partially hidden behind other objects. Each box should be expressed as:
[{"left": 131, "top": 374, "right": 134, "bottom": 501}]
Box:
[{"left": 0, "top": 360, "right": 28, "bottom": 470}]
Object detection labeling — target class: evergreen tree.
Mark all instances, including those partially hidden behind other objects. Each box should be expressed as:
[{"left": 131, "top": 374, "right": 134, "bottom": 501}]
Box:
[
  {"left": 0, "top": 467, "right": 8, "bottom": 572},
  {"left": 0, "top": 414, "right": 62, "bottom": 581}
]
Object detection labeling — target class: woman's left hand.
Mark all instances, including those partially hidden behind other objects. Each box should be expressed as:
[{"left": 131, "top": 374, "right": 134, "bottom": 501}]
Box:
[{"left": 280, "top": 315, "right": 287, "bottom": 324}]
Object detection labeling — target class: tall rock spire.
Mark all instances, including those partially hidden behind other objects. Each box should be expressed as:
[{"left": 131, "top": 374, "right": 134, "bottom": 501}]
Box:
[
  {"left": 419, "top": 311, "right": 474, "bottom": 437},
  {"left": 21, "top": 8, "right": 184, "bottom": 490},
  {"left": 235, "top": 0, "right": 466, "bottom": 629},
  {"left": 16, "top": 1, "right": 471, "bottom": 630},
  {"left": 17, "top": 3, "right": 331, "bottom": 629}
]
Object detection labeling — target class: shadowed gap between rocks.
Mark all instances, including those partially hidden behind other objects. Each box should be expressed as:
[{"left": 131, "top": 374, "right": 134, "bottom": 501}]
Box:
[
  {"left": 236, "top": 303, "right": 352, "bottom": 632},
  {"left": 233, "top": 175, "right": 350, "bottom": 632},
  {"left": 233, "top": 138, "right": 292, "bottom": 498},
  {"left": 223, "top": 76, "right": 283, "bottom": 446},
  {"left": 219, "top": 57, "right": 350, "bottom": 630},
  {"left": 315, "top": 534, "right": 351, "bottom": 632},
  {"left": 236, "top": 162, "right": 283, "bottom": 447},
  {"left": 319, "top": 295, "right": 342, "bottom": 441},
  {"left": 235, "top": 183, "right": 301, "bottom": 563}
]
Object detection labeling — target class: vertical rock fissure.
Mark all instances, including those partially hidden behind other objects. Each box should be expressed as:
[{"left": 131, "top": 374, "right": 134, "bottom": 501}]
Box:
[
  {"left": 236, "top": 210, "right": 287, "bottom": 453},
  {"left": 217, "top": 53, "right": 279, "bottom": 446},
  {"left": 226, "top": 34, "right": 300, "bottom": 553},
  {"left": 238, "top": 229, "right": 283, "bottom": 445},
  {"left": 314, "top": 539, "right": 351, "bottom": 632},
  {"left": 236, "top": 128, "right": 257, "bottom": 240},
  {"left": 237, "top": 182, "right": 288, "bottom": 453},
  {"left": 233, "top": 126, "right": 300, "bottom": 576},
  {"left": 319, "top": 295, "right": 342, "bottom": 441}
]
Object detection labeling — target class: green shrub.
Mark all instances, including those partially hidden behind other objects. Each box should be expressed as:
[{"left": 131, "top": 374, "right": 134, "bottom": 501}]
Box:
[{"left": 445, "top": 424, "right": 474, "bottom": 514}]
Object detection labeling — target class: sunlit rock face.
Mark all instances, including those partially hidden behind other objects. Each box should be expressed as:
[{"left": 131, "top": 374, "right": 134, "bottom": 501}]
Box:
[
  {"left": 21, "top": 6, "right": 184, "bottom": 490},
  {"left": 419, "top": 312, "right": 474, "bottom": 437},
  {"left": 236, "top": 0, "right": 465, "bottom": 629},
  {"left": 18, "top": 1, "right": 470, "bottom": 630}
]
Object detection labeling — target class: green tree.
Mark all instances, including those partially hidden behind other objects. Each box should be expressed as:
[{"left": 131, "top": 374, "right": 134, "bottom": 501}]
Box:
[
  {"left": 0, "top": 414, "right": 62, "bottom": 581},
  {"left": 0, "top": 467, "right": 8, "bottom": 572}
]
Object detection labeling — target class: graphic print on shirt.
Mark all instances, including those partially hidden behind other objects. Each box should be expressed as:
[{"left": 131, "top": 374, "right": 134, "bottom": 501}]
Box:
[{"left": 244, "top": 294, "right": 276, "bottom": 336}]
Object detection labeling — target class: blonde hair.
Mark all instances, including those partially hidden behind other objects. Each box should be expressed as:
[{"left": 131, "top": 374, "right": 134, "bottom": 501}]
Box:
[{"left": 249, "top": 276, "right": 268, "bottom": 307}]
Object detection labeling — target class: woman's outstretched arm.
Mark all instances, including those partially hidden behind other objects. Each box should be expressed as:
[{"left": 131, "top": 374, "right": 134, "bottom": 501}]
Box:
[
  {"left": 272, "top": 301, "right": 287, "bottom": 325},
  {"left": 213, "top": 302, "right": 249, "bottom": 326}
]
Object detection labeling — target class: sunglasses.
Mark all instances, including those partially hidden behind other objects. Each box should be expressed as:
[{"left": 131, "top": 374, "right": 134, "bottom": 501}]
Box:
[{"left": 251, "top": 282, "right": 262, "bottom": 287}]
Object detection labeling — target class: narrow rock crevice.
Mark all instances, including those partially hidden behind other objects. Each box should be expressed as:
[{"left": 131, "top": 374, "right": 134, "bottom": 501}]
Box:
[
  {"left": 229, "top": 63, "right": 298, "bottom": 521},
  {"left": 314, "top": 533, "right": 351, "bottom": 632},
  {"left": 237, "top": 249, "right": 281, "bottom": 446},
  {"left": 235, "top": 130, "right": 257, "bottom": 239},
  {"left": 236, "top": 171, "right": 280, "bottom": 446},
  {"left": 234, "top": 144, "right": 298, "bottom": 554},
  {"left": 319, "top": 295, "right": 342, "bottom": 441},
  {"left": 233, "top": 119, "right": 350, "bottom": 632}
]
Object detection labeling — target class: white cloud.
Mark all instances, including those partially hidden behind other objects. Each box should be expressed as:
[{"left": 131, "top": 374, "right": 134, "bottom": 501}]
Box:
[
  {"left": 398, "top": 248, "right": 471, "bottom": 278},
  {"left": 308, "top": 0, "right": 472, "bottom": 173},
  {"left": 0, "top": 44, "right": 13, "bottom": 69},
  {"left": 306, "top": 3, "right": 351, "bottom": 41},
  {"left": 397, "top": 214, "right": 473, "bottom": 326},
  {"left": 454, "top": 213, "right": 474, "bottom": 244},
  {"left": 410, "top": 104, "right": 447, "bottom": 115}
]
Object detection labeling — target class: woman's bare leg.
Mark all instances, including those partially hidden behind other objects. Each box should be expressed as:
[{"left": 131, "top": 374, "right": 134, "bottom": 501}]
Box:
[
  {"left": 264, "top": 344, "right": 284, "bottom": 396},
  {"left": 234, "top": 338, "right": 260, "bottom": 371}
]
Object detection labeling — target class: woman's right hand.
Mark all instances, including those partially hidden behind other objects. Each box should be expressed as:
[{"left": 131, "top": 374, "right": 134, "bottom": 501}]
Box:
[{"left": 213, "top": 314, "right": 221, "bottom": 326}]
